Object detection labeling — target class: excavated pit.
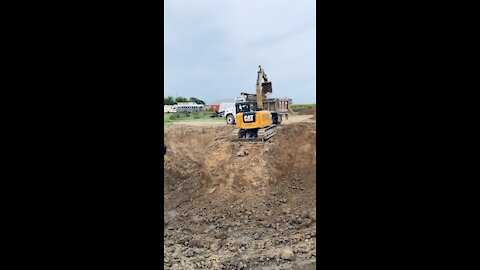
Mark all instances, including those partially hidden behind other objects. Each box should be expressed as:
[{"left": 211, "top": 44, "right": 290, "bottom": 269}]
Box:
[{"left": 164, "top": 120, "right": 316, "bottom": 269}]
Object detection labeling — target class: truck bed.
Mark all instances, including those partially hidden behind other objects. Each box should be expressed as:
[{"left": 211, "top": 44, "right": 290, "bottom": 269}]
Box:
[{"left": 243, "top": 96, "right": 292, "bottom": 113}]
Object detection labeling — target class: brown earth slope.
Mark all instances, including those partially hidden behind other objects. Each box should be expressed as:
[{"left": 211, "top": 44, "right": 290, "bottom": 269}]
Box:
[{"left": 164, "top": 120, "right": 316, "bottom": 269}]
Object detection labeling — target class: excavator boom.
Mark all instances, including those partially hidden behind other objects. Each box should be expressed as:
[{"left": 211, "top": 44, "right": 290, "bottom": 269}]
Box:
[{"left": 256, "top": 66, "right": 264, "bottom": 110}]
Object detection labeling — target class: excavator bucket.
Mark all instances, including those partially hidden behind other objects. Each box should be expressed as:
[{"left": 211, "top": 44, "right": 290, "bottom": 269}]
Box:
[{"left": 262, "top": 82, "right": 272, "bottom": 95}]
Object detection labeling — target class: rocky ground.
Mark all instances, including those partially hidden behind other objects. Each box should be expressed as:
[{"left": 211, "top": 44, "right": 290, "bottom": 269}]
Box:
[{"left": 164, "top": 115, "right": 316, "bottom": 269}]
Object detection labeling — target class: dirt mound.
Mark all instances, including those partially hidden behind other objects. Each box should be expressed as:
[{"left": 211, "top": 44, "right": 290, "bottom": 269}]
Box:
[
  {"left": 164, "top": 122, "right": 316, "bottom": 269},
  {"left": 297, "top": 108, "right": 316, "bottom": 115},
  {"left": 164, "top": 122, "right": 315, "bottom": 198}
]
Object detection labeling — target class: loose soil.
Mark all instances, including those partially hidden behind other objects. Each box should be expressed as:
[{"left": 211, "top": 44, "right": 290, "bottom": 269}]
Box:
[
  {"left": 164, "top": 117, "right": 316, "bottom": 269},
  {"left": 297, "top": 108, "right": 316, "bottom": 115}
]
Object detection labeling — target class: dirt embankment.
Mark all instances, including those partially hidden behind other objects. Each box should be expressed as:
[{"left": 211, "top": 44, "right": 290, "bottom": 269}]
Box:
[
  {"left": 164, "top": 120, "right": 316, "bottom": 269},
  {"left": 297, "top": 108, "right": 316, "bottom": 115}
]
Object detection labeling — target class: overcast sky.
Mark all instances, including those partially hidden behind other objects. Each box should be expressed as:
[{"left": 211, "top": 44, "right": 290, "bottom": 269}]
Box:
[{"left": 164, "top": 0, "right": 316, "bottom": 104}]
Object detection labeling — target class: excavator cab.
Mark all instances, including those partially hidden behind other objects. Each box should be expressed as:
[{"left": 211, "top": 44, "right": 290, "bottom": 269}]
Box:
[{"left": 235, "top": 102, "right": 257, "bottom": 113}]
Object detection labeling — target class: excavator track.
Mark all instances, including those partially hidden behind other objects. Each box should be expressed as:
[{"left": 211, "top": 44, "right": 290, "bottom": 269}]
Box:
[{"left": 230, "top": 125, "right": 277, "bottom": 142}]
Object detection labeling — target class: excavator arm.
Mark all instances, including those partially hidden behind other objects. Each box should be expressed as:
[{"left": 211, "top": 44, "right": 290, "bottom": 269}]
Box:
[
  {"left": 256, "top": 65, "right": 272, "bottom": 110},
  {"left": 256, "top": 66, "right": 264, "bottom": 110}
]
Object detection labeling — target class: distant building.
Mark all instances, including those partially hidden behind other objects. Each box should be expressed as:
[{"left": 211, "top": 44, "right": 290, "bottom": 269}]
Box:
[
  {"left": 175, "top": 102, "right": 205, "bottom": 113},
  {"left": 164, "top": 105, "right": 177, "bottom": 113}
]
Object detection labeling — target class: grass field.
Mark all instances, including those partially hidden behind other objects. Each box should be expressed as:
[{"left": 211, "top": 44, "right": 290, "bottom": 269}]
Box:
[
  {"left": 164, "top": 105, "right": 315, "bottom": 125},
  {"left": 291, "top": 104, "right": 316, "bottom": 113},
  {"left": 164, "top": 111, "right": 223, "bottom": 126}
]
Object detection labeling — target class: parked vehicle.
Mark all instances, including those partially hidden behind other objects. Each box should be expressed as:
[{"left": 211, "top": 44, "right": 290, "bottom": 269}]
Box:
[
  {"left": 224, "top": 97, "right": 246, "bottom": 124},
  {"left": 164, "top": 105, "right": 177, "bottom": 113},
  {"left": 210, "top": 99, "right": 235, "bottom": 117}
]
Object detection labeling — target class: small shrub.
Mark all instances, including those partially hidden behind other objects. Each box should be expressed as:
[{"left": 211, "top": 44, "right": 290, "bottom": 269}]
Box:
[
  {"left": 169, "top": 113, "right": 178, "bottom": 120},
  {"left": 178, "top": 112, "right": 190, "bottom": 118}
]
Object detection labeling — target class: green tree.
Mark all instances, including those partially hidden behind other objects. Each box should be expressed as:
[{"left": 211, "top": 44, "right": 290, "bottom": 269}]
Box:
[
  {"left": 164, "top": 96, "right": 175, "bottom": 105},
  {"left": 189, "top": 97, "right": 205, "bottom": 105},
  {"left": 175, "top": 96, "right": 188, "bottom": 103}
]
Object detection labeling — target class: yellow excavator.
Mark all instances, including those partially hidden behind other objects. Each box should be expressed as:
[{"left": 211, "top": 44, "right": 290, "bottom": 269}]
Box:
[{"left": 230, "top": 65, "right": 278, "bottom": 142}]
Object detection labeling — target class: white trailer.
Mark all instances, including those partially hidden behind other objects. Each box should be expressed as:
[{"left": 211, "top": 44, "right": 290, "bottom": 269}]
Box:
[
  {"left": 164, "top": 105, "right": 177, "bottom": 113},
  {"left": 176, "top": 102, "right": 205, "bottom": 113}
]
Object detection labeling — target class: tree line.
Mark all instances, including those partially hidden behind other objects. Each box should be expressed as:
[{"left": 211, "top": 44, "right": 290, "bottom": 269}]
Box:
[{"left": 164, "top": 96, "right": 206, "bottom": 105}]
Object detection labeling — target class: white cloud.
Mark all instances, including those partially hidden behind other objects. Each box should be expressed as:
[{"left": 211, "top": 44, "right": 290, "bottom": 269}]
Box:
[{"left": 164, "top": 0, "right": 316, "bottom": 104}]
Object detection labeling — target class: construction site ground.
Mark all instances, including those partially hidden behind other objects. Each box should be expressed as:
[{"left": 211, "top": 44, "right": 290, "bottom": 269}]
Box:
[
  {"left": 170, "top": 114, "right": 314, "bottom": 127},
  {"left": 164, "top": 112, "right": 316, "bottom": 269}
]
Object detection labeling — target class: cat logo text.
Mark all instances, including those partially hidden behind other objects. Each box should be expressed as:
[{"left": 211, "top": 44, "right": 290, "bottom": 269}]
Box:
[{"left": 243, "top": 114, "right": 255, "bottom": 123}]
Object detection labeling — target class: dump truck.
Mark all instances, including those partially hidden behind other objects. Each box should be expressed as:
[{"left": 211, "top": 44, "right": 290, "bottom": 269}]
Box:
[{"left": 210, "top": 99, "right": 235, "bottom": 118}]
